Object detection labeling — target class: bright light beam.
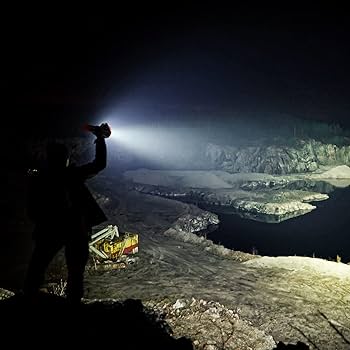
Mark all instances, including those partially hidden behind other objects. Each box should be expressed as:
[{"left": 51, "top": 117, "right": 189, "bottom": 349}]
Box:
[{"left": 102, "top": 122, "right": 202, "bottom": 168}]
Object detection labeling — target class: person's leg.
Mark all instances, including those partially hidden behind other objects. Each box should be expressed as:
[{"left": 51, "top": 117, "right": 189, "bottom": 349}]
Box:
[
  {"left": 65, "top": 231, "right": 89, "bottom": 304},
  {"left": 24, "top": 234, "right": 63, "bottom": 298}
]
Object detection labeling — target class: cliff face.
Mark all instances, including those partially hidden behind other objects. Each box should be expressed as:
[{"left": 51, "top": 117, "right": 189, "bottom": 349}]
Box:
[{"left": 205, "top": 139, "right": 350, "bottom": 174}]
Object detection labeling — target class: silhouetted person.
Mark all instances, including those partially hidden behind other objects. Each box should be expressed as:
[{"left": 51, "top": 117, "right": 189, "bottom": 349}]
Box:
[{"left": 24, "top": 123, "right": 111, "bottom": 304}]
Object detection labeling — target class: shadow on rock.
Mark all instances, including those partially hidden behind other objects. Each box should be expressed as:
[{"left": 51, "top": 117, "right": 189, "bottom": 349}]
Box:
[
  {"left": 275, "top": 341, "right": 309, "bottom": 349},
  {"left": 0, "top": 292, "right": 193, "bottom": 349}
]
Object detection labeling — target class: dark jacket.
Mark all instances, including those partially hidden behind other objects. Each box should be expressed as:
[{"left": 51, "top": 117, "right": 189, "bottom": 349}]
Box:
[{"left": 27, "top": 137, "right": 107, "bottom": 230}]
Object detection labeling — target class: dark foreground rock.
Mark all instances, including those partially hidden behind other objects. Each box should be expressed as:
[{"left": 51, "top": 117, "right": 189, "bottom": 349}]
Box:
[{"left": 0, "top": 292, "right": 193, "bottom": 350}]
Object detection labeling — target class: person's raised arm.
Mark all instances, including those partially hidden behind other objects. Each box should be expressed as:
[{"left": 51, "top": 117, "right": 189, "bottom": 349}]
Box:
[{"left": 74, "top": 123, "right": 110, "bottom": 180}]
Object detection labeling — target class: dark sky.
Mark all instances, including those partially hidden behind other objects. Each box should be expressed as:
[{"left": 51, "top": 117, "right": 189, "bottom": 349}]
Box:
[{"left": 4, "top": 6, "right": 350, "bottom": 136}]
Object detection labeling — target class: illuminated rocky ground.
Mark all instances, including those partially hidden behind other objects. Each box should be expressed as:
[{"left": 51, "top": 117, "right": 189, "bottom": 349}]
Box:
[{"left": 78, "top": 176, "right": 350, "bottom": 349}]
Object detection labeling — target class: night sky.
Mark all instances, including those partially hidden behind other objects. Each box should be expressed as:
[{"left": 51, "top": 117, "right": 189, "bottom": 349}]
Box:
[{"left": 4, "top": 6, "right": 350, "bottom": 138}]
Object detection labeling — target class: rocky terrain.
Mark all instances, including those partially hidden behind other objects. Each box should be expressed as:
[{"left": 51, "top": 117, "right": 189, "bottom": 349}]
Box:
[
  {"left": 3, "top": 136, "right": 350, "bottom": 349},
  {"left": 204, "top": 139, "right": 350, "bottom": 175},
  {"left": 21, "top": 176, "right": 347, "bottom": 349},
  {"left": 123, "top": 165, "right": 350, "bottom": 223}
]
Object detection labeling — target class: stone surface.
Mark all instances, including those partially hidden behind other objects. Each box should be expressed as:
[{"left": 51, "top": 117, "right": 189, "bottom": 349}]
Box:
[
  {"left": 204, "top": 139, "right": 350, "bottom": 175},
  {"left": 82, "top": 180, "right": 350, "bottom": 349},
  {"left": 124, "top": 169, "right": 334, "bottom": 222}
]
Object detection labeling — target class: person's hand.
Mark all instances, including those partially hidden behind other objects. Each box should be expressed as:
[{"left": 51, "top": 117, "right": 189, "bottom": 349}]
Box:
[
  {"left": 98, "top": 123, "right": 111, "bottom": 138},
  {"left": 86, "top": 123, "right": 111, "bottom": 138}
]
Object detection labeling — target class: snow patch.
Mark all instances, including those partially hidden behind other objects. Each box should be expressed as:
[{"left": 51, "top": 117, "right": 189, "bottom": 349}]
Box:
[
  {"left": 244, "top": 256, "right": 350, "bottom": 279},
  {"left": 313, "top": 165, "right": 350, "bottom": 179}
]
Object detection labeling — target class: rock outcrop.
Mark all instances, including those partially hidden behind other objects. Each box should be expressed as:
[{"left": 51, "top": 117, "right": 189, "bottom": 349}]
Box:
[
  {"left": 205, "top": 139, "right": 350, "bottom": 175},
  {"left": 173, "top": 211, "right": 219, "bottom": 233}
]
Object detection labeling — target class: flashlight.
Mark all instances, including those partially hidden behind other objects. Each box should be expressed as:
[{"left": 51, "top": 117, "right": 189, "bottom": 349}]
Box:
[{"left": 84, "top": 123, "right": 112, "bottom": 138}]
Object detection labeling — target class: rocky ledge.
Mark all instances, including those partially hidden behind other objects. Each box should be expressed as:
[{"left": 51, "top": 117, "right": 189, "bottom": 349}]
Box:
[{"left": 124, "top": 168, "right": 340, "bottom": 223}]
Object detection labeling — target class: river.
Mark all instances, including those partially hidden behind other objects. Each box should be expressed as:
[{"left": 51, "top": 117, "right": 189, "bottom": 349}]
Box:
[{"left": 206, "top": 186, "right": 350, "bottom": 262}]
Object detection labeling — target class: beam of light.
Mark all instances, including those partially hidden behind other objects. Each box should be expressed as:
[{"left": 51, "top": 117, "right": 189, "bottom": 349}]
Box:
[
  {"left": 110, "top": 125, "right": 200, "bottom": 167},
  {"left": 93, "top": 117, "right": 204, "bottom": 168}
]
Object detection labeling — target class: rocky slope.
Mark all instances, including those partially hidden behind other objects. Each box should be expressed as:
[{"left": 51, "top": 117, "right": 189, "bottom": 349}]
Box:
[
  {"left": 204, "top": 139, "right": 350, "bottom": 175},
  {"left": 123, "top": 168, "right": 337, "bottom": 223}
]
